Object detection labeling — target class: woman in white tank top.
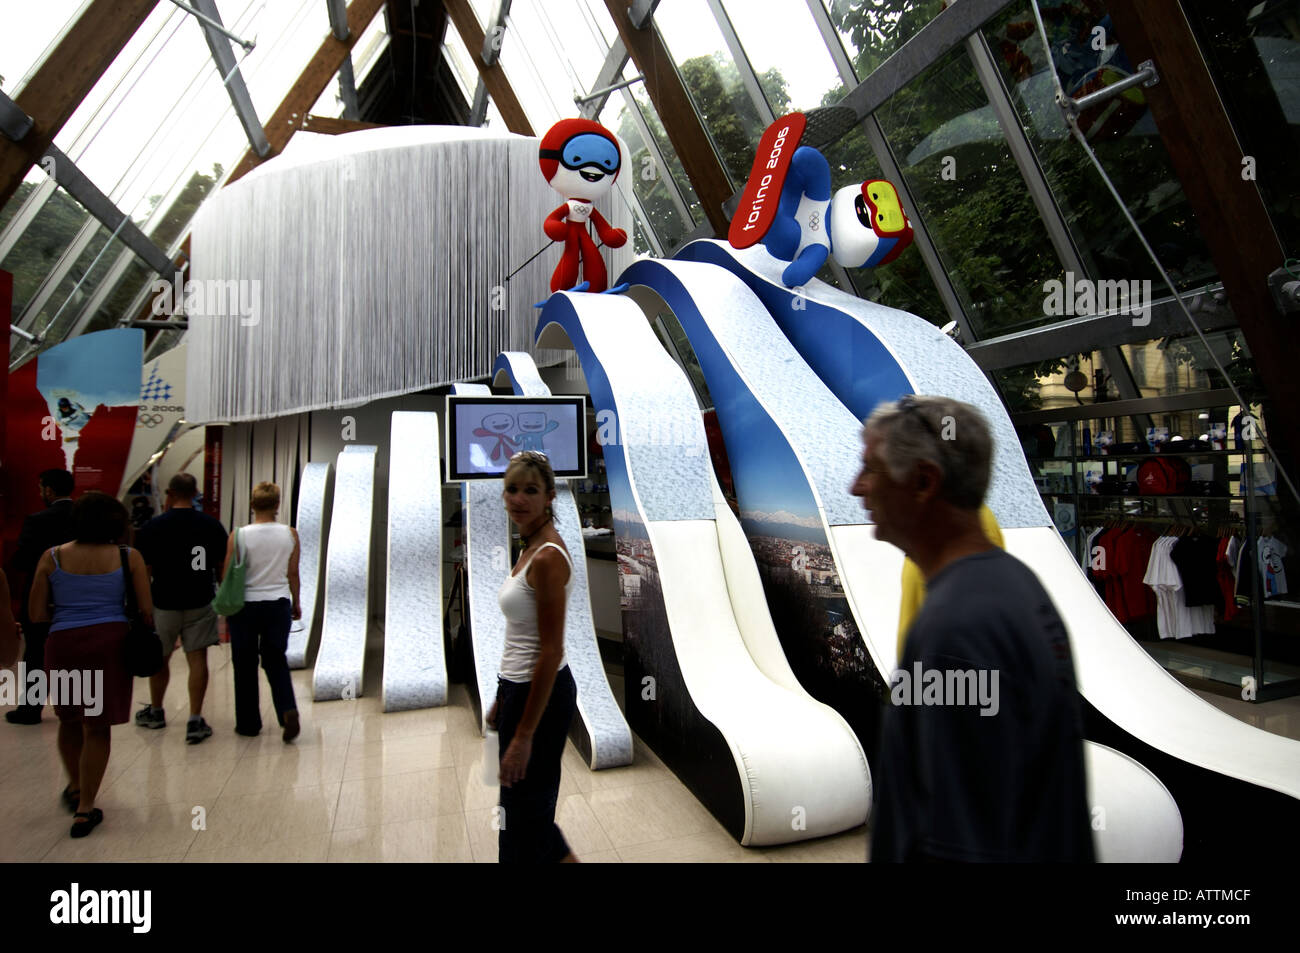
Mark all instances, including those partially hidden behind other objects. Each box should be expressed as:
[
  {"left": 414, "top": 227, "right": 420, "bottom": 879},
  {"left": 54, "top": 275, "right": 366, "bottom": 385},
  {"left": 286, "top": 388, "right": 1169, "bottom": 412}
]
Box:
[
  {"left": 491, "top": 451, "right": 578, "bottom": 863},
  {"left": 222, "top": 481, "right": 302, "bottom": 742}
]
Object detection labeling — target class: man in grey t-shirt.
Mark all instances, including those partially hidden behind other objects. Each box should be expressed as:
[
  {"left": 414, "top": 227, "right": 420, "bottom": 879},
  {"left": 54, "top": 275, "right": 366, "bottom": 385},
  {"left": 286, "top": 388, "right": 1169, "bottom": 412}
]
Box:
[{"left": 850, "top": 395, "right": 1093, "bottom": 862}]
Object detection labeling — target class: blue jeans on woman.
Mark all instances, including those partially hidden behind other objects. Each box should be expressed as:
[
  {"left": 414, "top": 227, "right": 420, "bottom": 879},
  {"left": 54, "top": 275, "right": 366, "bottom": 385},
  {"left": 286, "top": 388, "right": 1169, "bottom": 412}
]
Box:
[{"left": 228, "top": 598, "right": 297, "bottom": 735}]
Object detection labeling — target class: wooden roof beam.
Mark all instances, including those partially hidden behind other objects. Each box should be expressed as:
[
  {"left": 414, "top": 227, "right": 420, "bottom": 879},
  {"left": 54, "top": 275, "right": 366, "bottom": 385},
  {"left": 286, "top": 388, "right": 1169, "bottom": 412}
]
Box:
[
  {"left": 602, "top": 0, "right": 729, "bottom": 236},
  {"left": 0, "top": 0, "right": 160, "bottom": 209},
  {"left": 225, "top": 0, "right": 388, "bottom": 184},
  {"left": 439, "top": 0, "right": 533, "bottom": 136}
]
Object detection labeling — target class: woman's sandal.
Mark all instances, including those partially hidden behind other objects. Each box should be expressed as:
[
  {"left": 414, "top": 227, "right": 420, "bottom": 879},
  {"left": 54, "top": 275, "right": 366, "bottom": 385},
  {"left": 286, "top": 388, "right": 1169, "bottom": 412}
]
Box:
[
  {"left": 61, "top": 787, "right": 80, "bottom": 814},
  {"left": 70, "top": 808, "right": 103, "bottom": 838}
]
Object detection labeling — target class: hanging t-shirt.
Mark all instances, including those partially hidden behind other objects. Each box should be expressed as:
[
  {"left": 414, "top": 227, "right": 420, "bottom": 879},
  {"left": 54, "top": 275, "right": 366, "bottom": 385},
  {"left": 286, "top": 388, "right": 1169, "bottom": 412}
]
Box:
[
  {"left": 1170, "top": 536, "right": 1222, "bottom": 612},
  {"left": 1144, "top": 537, "right": 1215, "bottom": 639},
  {"left": 1235, "top": 537, "right": 1254, "bottom": 602},
  {"left": 1217, "top": 536, "right": 1241, "bottom": 622},
  {"left": 1115, "top": 527, "right": 1157, "bottom": 622},
  {"left": 1091, "top": 528, "right": 1117, "bottom": 613},
  {"left": 1258, "top": 536, "right": 1289, "bottom": 598}
]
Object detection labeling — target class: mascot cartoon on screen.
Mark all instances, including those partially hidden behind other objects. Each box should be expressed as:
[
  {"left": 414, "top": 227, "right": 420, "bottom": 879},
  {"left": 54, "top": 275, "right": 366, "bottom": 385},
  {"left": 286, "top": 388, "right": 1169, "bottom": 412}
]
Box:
[
  {"left": 538, "top": 118, "right": 629, "bottom": 294},
  {"left": 729, "top": 112, "right": 914, "bottom": 289}
]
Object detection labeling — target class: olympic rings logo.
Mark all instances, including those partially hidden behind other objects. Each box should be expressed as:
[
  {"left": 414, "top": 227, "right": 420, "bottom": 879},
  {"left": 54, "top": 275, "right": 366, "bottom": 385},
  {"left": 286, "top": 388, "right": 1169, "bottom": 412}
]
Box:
[{"left": 137, "top": 413, "right": 165, "bottom": 428}]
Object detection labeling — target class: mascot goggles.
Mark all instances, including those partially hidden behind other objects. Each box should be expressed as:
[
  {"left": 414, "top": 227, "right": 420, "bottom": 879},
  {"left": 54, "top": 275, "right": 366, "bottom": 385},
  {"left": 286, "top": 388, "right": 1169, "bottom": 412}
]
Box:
[{"left": 540, "top": 133, "right": 620, "bottom": 174}]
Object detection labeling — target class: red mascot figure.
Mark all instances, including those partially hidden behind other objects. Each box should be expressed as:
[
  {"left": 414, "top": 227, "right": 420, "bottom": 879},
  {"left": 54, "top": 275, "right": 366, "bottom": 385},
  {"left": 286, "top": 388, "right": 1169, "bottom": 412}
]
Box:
[{"left": 538, "top": 118, "right": 628, "bottom": 293}]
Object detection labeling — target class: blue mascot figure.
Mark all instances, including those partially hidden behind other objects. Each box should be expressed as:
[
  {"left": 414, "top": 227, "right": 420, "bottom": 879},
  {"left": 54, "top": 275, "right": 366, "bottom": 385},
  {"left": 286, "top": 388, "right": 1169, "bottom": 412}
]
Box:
[{"left": 730, "top": 113, "right": 914, "bottom": 289}]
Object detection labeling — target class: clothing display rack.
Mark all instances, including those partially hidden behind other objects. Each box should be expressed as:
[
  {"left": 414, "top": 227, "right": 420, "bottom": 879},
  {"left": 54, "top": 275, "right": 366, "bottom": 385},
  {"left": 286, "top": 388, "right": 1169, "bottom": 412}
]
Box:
[{"left": 1021, "top": 403, "right": 1297, "bottom": 701}]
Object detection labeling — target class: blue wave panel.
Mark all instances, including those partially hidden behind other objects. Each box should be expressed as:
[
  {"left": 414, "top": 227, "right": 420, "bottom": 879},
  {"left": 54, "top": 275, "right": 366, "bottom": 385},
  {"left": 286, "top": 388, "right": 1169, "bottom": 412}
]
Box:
[
  {"left": 676, "top": 239, "right": 1047, "bottom": 529},
  {"left": 535, "top": 292, "right": 871, "bottom": 846},
  {"left": 536, "top": 293, "right": 744, "bottom": 836},
  {"left": 618, "top": 259, "right": 884, "bottom": 752}
]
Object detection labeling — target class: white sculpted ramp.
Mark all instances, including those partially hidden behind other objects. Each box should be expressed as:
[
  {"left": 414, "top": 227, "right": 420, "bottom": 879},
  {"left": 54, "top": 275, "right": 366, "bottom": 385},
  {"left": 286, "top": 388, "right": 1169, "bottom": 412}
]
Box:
[
  {"left": 1005, "top": 525, "right": 1300, "bottom": 803},
  {"left": 622, "top": 256, "right": 1182, "bottom": 860},
  {"left": 684, "top": 240, "right": 1298, "bottom": 853},
  {"left": 288, "top": 461, "right": 332, "bottom": 669},
  {"left": 537, "top": 291, "right": 870, "bottom": 845},
  {"left": 313, "top": 445, "right": 377, "bottom": 701},
  {"left": 492, "top": 351, "right": 633, "bottom": 770},
  {"left": 1085, "top": 743, "right": 1183, "bottom": 863},
  {"left": 383, "top": 412, "right": 445, "bottom": 711},
  {"left": 452, "top": 382, "right": 511, "bottom": 735}
]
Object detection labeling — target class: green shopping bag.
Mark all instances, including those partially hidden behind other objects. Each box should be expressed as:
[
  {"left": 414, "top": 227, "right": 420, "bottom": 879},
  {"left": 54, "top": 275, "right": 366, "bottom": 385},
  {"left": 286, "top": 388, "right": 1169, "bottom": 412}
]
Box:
[{"left": 212, "top": 528, "right": 247, "bottom": 616}]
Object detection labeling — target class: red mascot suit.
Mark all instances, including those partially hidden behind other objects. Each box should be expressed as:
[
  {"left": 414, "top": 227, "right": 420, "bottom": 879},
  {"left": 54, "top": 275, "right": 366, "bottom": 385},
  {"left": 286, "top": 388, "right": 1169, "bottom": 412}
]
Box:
[{"left": 538, "top": 118, "right": 628, "bottom": 293}]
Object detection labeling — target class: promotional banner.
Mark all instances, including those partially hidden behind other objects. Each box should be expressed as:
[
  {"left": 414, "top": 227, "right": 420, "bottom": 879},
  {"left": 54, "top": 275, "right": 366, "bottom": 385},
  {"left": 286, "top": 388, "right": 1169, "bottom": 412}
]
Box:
[
  {"left": 204, "top": 426, "right": 222, "bottom": 522},
  {"left": 1, "top": 270, "right": 11, "bottom": 577},
  {"left": 118, "top": 341, "right": 190, "bottom": 526},
  {"left": 2, "top": 329, "right": 144, "bottom": 563}
]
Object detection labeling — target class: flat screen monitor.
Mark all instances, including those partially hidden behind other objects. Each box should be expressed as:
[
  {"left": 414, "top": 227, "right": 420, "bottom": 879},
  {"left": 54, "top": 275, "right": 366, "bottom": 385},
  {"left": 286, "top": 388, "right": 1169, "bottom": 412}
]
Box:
[{"left": 445, "top": 394, "right": 587, "bottom": 482}]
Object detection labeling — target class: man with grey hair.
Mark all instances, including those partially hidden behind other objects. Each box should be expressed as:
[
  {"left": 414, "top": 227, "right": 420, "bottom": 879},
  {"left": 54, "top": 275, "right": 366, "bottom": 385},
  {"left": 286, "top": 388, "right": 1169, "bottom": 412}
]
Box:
[{"left": 851, "top": 395, "right": 1093, "bottom": 862}]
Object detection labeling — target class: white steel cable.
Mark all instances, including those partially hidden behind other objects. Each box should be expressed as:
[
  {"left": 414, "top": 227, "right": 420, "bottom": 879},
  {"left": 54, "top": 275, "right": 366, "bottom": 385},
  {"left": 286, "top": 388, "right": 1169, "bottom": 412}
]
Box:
[{"left": 1027, "top": 0, "right": 1298, "bottom": 506}]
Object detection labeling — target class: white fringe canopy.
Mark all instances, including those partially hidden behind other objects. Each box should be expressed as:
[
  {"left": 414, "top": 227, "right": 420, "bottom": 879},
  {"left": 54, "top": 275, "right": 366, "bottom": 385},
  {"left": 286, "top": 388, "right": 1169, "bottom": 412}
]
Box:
[{"left": 186, "top": 126, "right": 635, "bottom": 423}]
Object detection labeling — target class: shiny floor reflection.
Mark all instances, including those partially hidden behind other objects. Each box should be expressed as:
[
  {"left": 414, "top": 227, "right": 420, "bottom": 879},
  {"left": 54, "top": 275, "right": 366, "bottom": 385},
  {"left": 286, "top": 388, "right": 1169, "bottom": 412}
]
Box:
[{"left": 2, "top": 643, "right": 1295, "bottom": 863}]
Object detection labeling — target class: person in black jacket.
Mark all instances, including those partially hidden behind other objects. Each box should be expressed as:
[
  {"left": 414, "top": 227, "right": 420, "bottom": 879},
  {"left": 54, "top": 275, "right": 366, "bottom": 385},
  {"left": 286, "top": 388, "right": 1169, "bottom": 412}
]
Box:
[
  {"left": 132, "top": 473, "right": 228, "bottom": 742},
  {"left": 851, "top": 397, "right": 1094, "bottom": 863},
  {"left": 6, "top": 469, "right": 76, "bottom": 725}
]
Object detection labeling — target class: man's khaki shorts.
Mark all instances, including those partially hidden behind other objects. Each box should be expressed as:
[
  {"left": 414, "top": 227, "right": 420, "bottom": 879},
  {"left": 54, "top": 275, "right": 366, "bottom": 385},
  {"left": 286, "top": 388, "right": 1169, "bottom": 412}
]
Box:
[{"left": 153, "top": 606, "right": 219, "bottom": 654}]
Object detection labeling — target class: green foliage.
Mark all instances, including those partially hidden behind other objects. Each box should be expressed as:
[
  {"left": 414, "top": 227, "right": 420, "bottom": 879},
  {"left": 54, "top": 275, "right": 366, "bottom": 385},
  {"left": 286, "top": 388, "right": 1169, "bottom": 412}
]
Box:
[
  {"left": 1, "top": 163, "right": 223, "bottom": 358},
  {"left": 613, "top": 97, "right": 699, "bottom": 252}
]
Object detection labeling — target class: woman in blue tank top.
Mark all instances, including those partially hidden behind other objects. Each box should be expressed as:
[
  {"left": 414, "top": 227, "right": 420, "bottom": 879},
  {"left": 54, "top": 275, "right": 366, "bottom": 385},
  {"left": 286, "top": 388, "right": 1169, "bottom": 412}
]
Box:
[
  {"left": 490, "top": 451, "right": 578, "bottom": 863},
  {"left": 27, "top": 492, "right": 153, "bottom": 838}
]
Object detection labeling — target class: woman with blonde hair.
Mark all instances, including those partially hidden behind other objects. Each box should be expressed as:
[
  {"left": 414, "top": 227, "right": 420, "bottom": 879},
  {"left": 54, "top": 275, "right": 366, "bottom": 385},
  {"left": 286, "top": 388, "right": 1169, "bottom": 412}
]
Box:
[
  {"left": 223, "top": 481, "right": 301, "bottom": 741},
  {"left": 489, "top": 451, "right": 578, "bottom": 863}
]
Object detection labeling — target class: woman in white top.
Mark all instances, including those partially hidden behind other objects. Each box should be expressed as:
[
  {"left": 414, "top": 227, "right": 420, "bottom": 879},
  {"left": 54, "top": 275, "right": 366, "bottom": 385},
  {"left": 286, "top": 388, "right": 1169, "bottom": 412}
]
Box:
[
  {"left": 223, "top": 481, "right": 302, "bottom": 742},
  {"left": 490, "top": 451, "right": 578, "bottom": 863}
]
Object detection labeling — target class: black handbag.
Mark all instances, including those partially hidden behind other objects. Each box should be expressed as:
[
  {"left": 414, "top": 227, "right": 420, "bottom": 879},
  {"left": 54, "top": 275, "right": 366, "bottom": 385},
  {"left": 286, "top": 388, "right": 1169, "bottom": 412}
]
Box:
[{"left": 119, "top": 547, "right": 164, "bottom": 678}]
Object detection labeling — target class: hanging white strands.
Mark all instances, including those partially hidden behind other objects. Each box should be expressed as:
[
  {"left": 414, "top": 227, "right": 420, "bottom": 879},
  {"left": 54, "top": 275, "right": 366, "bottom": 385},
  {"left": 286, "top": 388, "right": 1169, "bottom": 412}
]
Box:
[{"left": 185, "top": 127, "right": 634, "bottom": 424}]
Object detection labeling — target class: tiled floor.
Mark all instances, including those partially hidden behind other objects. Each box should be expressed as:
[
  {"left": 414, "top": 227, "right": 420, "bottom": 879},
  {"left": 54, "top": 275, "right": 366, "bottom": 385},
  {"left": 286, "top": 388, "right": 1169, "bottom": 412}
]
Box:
[
  {"left": 0, "top": 644, "right": 865, "bottom": 862},
  {"left": 2, "top": 644, "right": 1297, "bottom": 863}
]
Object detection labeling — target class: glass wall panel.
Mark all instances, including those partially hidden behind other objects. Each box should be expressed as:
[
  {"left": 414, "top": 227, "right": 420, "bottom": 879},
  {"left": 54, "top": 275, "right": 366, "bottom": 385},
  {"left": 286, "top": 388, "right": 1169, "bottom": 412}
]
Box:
[
  {"left": 526, "top": 0, "right": 616, "bottom": 97},
  {"left": 719, "top": 0, "right": 843, "bottom": 115},
  {"left": 498, "top": 5, "right": 575, "bottom": 129},
  {"left": 1123, "top": 329, "right": 1257, "bottom": 402},
  {"left": 598, "top": 84, "right": 694, "bottom": 252},
  {"left": 1183, "top": 1, "right": 1300, "bottom": 255},
  {"left": 440, "top": 36, "right": 479, "bottom": 105},
  {"left": 996, "top": 327, "right": 1256, "bottom": 430},
  {"left": 876, "top": 45, "right": 1066, "bottom": 337},
  {"left": 654, "top": 0, "right": 769, "bottom": 189},
  {"left": 8, "top": 223, "right": 133, "bottom": 367},
  {"left": 2, "top": 0, "right": 94, "bottom": 98},
  {"left": 578, "top": 0, "right": 620, "bottom": 49},
  {"left": 626, "top": 79, "right": 703, "bottom": 230},
  {"left": 352, "top": 13, "right": 391, "bottom": 88},
  {"left": 980, "top": 4, "right": 1216, "bottom": 290},
  {"left": 1, "top": 186, "right": 89, "bottom": 319},
  {"left": 821, "top": 0, "right": 946, "bottom": 79},
  {"left": 994, "top": 352, "right": 1091, "bottom": 416},
  {"left": 240, "top": 0, "right": 329, "bottom": 122},
  {"left": 470, "top": 0, "right": 496, "bottom": 29}
]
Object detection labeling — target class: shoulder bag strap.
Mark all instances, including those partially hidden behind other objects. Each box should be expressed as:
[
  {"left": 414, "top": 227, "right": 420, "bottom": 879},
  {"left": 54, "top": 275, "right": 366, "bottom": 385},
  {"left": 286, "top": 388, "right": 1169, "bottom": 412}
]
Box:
[{"left": 119, "top": 546, "right": 138, "bottom": 615}]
